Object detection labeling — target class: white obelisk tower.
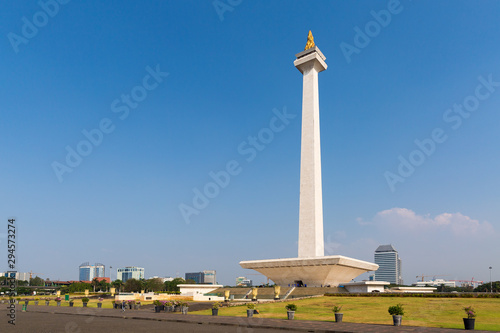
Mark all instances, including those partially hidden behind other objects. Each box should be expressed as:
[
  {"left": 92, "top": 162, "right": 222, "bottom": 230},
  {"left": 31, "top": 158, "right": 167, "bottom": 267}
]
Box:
[
  {"left": 239, "top": 32, "right": 379, "bottom": 287},
  {"left": 294, "top": 31, "right": 327, "bottom": 258}
]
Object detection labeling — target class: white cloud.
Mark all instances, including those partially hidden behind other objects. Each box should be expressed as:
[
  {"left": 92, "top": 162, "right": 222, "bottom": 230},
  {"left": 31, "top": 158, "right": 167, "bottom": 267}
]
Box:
[{"left": 371, "top": 208, "right": 495, "bottom": 236}]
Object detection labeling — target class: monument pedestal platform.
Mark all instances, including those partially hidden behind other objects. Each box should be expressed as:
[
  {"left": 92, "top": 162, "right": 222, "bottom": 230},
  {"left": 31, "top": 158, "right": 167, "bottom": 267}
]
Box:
[{"left": 240, "top": 255, "right": 378, "bottom": 287}]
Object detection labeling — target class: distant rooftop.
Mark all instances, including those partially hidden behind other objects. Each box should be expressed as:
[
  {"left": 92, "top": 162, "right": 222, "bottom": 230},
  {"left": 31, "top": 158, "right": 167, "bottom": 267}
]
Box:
[{"left": 375, "top": 244, "right": 397, "bottom": 252}]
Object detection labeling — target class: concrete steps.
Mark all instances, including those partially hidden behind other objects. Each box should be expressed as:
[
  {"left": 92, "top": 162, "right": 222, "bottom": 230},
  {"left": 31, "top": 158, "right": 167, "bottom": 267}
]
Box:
[{"left": 211, "top": 286, "right": 348, "bottom": 300}]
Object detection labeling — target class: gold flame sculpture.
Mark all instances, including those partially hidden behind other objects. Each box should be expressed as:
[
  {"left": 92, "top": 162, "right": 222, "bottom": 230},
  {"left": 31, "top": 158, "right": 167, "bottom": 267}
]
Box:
[{"left": 304, "top": 30, "right": 315, "bottom": 50}]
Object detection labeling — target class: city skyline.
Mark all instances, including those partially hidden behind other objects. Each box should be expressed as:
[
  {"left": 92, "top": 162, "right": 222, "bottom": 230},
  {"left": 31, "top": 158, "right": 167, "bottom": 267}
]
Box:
[{"left": 1, "top": 1, "right": 499, "bottom": 286}]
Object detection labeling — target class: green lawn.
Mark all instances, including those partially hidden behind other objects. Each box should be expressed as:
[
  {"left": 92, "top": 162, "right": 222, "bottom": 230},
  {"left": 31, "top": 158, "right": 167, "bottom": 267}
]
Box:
[{"left": 191, "top": 296, "right": 500, "bottom": 331}]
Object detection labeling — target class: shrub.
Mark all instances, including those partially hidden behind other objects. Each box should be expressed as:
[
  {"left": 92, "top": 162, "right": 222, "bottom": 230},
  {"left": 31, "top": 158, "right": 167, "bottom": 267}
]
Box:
[
  {"left": 464, "top": 306, "right": 476, "bottom": 319},
  {"left": 332, "top": 305, "right": 343, "bottom": 313},
  {"left": 388, "top": 304, "right": 405, "bottom": 316},
  {"left": 247, "top": 303, "right": 255, "bottom": 309},
  {"left": 81, "top": 297, "right": 90, "bottom": 303},
  {"left": 212, "top": 302, "right": 222, "bottom": 309},
  {"left": 285, "top": 303, "right": 297, "bottom": 311}
]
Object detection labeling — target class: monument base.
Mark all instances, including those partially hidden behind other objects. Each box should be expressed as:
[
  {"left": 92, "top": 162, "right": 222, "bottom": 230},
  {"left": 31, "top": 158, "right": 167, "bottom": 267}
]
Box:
[{"left": 239, "top": 255, "right": 378, "bottom": 287}]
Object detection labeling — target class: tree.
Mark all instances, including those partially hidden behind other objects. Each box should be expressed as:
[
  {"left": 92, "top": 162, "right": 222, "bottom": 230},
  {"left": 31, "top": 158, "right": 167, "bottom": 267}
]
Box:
[
  {"left": 68, "top": 282, "right": 92, "bottom": 293},
  {"left": 145, "top": 278, "right": 164, "bottom": 292},
  {"left": 99, "top": 279, "right": 109, "bottom": 292},
  {"left": 186, "top": 279, "right": 196, "bottom": 284},
  {"left": 0, "top": 276, "right": 8, "bottom": 286},
  {"left": 165, "top": 278, "right": 185, "bottom": 292},
  {"left": 112, "top": 279, "right": 124, "bottom": 292},
  {"left": 91, "top": 278, "right": 100, "bottom": 292},
  {"left": 124, "top": 278, "right": 142, "bottom": 292},
  {"left": 30, "top": 276, "right": 45, "bottom": 286},
  {"left": 474, "top": 281, "right": 500, "bottom": 293}
]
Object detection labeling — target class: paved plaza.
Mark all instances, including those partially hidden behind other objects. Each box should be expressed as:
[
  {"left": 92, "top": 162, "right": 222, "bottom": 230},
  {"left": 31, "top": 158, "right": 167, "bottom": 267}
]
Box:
[{"left": 0, "top": 305, "right": 492, "bottom": 333}]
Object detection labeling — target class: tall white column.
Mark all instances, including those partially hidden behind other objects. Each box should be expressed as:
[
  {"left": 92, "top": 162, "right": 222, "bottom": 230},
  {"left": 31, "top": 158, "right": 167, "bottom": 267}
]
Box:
[{"left": 294, "top": 45, "right": 327, "bottom": 258}]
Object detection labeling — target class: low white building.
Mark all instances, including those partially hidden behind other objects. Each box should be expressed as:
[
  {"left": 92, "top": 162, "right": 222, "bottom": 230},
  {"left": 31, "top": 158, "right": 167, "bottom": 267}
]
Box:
[
  {"left": 343, "top": 281, "right": 390, "bottom": 293},
  {"left": 1, "top": 272, "right": 30, "bottom": 281},
  {"left": 391, "top": 286, "right": 437, "bottom": 293},
  {"left": 415, "top": 279, "right": 456, "bottom": 287},
  {"left": 178, "top": 284, "right": 224, "bottom": 301},
  {"left": 148, "top": 276, "right": 174, "bottom": 283}
]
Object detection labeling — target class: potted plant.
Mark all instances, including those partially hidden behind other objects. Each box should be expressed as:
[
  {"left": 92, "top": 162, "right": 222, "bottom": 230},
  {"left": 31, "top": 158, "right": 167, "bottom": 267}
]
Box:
[
  {"left": 388, "top": 303, "right": 405, "bottom": 326},
  {"left": 134, "top": 300, "right": 141, "bottom": 310},
  {"left": 153, "top": 300, "right": 162, "bottom": 313},
  {"left": 112, "top": 300, "right": 117, "bottom": 309},
  {"left": 69, "top": 299, "right": 74, "bottom": 307},
  {"left": 463, "top": 306, "right": 476, "bottom": 330},
  {"left": 128, "top": 300, "right": 135, "bottom": 309},
  {"left": 247, "top": 303, "right": 256, "bottom": 318},
  {"left": 332, "top": 305, "right": 343, "bottom": 323},
  {"left": 285, "top": 303, "right": 297, "bottom": 320},
  {"left": 45, "top": 299, "right": 50, "bottom": 306},
  {"left": 212, "top": 302, "right": 221, "bottom": 316},
  {"left": 34, "top": 298, "right": 39, "bottom": 306},
  {"left": 55, "top": 297, "right": 62, "bottom": 306},
  {"left": 24, "top": 299, "right": 29, "bottom": 305},
  {"left": 81, "top": 297, "right": 90, "bottom": 307},
  {"left": 97, "top": 298, "right": 103, "bottom": 308},
  {"left": 180, "top": 302, "right": 189, "bottom": 315},
  {"left": 16, "top": 297, "right": 20, "bottom": 304}
]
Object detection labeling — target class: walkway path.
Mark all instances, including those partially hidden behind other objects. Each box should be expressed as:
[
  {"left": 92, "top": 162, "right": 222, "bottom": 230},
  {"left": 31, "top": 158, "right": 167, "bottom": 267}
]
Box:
[{"left": 0, "top": 305, "right": 490, "bottom": 332}]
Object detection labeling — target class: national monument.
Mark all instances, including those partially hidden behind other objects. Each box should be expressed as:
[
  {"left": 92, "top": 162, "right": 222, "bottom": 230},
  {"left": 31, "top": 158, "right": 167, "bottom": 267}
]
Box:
[{"left": 240, "top": 32, "right": 378, "bottom": 287}]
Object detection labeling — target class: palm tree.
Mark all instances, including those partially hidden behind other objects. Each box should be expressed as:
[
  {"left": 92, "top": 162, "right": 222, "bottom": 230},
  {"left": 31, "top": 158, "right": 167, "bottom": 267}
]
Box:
[
  {"left": 112, "top": 279, "right": 124, "bottom": 293},
  {"left": 91, "top": 278, "right": 100, "bottom": 292},
  {"left": 99, "top": 280, "right": 109, "bottom": 292}
]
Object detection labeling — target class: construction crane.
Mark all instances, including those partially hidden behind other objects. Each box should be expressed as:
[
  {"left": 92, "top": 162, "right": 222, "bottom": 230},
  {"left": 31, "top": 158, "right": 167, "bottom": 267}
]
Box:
[
  {"left": 29, "top": 271, "right": 43, "bottom": 279},
  {"left": 416, "top": 274, "right": 448, "bottom": 282},
  {"left": 451, "top": 278, "right": 484, "bottom": 287}
]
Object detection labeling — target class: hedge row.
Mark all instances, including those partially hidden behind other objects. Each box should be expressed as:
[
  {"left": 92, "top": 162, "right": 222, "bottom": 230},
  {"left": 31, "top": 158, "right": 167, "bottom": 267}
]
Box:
[{"left": 325, "top": 292, "right": 500, "bottom": 298}]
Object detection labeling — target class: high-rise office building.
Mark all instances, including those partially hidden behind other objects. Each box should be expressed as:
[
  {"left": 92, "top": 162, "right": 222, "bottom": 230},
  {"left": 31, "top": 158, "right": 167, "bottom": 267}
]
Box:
[
  {"left": 374, "top": 245, "right": 403, "bottom": 285},
  {"left": 79, "top": 262, "right": 105, "bottom": 281},
  {"left": 203, "top": 270, "right": 216, "bottom": 284},
  {"left": 185, "top": 270, "right": 216, "bottom": 284},
  {"left": 117, "top": 266, "right": 144, "bottom": 282},
  {"left": 235, "top": 277, "right": 252, "bottom": 287}
]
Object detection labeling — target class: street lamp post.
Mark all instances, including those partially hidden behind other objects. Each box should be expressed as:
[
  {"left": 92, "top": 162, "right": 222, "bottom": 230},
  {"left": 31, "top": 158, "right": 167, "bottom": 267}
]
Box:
[
  {"left": 489, "top": 267, "right": 492, "bottom": 293},
  {"left": 109, "top": 266, "right": 113, "bottom": 292}
]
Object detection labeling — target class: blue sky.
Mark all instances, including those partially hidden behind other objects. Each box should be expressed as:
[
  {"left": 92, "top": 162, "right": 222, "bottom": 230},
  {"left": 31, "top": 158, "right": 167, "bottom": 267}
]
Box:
[{"left": 1, "top": 0, "right": 499, "bottom": 286}]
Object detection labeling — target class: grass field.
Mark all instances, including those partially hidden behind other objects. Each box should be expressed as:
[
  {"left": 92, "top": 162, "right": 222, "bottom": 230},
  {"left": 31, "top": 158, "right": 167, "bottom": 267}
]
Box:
[{"left": 191, "top": 296, "right": 500, "bottom": 331}]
